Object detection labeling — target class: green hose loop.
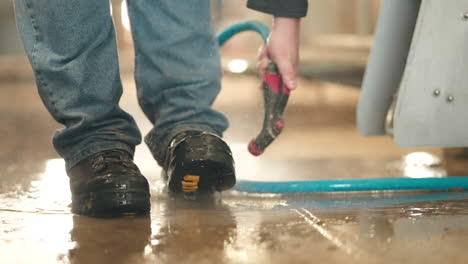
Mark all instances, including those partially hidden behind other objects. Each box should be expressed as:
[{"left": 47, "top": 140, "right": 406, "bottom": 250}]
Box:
[{"left": 217, "top": 20, "right": 269, "bottom": 46}]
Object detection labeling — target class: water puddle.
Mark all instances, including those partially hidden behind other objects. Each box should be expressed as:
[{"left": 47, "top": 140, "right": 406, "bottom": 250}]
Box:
[{"left": 3, "top": 157, "right": 468, "bottom": 263}]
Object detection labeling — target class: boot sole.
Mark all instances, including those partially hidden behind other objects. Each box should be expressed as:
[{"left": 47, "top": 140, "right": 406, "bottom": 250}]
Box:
[{"left": 72, "top": 190, "right": 150, "bottom": 218}]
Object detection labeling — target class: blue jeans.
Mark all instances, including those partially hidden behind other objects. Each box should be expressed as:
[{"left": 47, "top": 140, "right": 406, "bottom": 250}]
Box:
[{"left": 13, "top": 0, "right": 229, "bottom": 171}]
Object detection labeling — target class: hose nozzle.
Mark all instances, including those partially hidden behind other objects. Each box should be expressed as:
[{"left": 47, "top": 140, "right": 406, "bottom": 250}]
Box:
[{"left": 248, "top": 62, "right": 290, "bottom": 156}]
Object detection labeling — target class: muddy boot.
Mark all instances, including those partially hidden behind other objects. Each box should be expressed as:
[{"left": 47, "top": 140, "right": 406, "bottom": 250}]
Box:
[
  {"left": 163, "top": 131, "right": 236, "bottom": 198},
  {"left": 68, "top": 149, "right": 151, "bottom": 217}
]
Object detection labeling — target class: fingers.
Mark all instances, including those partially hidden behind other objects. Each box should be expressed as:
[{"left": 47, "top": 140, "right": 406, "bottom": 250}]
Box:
[
  {"left": 256, "top": 45, "right": 269, "bottom": 77},
  {"left": 258, "top": 44, "right": 268, "bottom": 60},
  {"left": 256, "top": 43, "right": 298, "bottom": 90},
  {"left": 276, "top": 59, "right": 297, "bottom": 90},
  {"left": 256, "top": 57, "right": 269, "bottom": 77}
]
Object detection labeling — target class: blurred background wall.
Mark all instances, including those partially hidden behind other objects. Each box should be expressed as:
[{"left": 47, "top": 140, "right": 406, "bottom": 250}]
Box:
[
  {"left": 0, "top": 0, "right": 380, "bottom": 85},
  {"left": 0, "top": 0, "right": 23, "bottom": 56}
]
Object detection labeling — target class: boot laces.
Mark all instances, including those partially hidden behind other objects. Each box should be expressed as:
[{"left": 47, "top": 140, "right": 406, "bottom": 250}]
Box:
[{"left": 90, "top": 150, "right": 139, "bottom": 174}]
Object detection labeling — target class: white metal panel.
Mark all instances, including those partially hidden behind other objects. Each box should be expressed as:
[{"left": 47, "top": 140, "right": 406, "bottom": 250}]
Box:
[{"left": 394, "top": 0, "right": 468, "bottom": 147}]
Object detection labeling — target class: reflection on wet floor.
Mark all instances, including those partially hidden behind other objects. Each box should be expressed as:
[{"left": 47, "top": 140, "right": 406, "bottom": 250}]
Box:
[{"left": 2, "top": 75, "right": 468, "bottom": 263}]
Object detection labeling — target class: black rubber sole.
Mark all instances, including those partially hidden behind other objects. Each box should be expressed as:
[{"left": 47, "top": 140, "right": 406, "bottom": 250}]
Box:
[
  {"left": 72, "top": 191, "right": 150, "bottom": 218},
  {"left": 166, "top": 133, "right": 236, "bottom": 196},
  {"left": 168, "top": 160, "right": 235, "bottom": 194}
]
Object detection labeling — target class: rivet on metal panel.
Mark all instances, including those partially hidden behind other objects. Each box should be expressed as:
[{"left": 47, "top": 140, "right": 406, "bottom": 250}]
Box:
[
  {"left": 463, "top": 13, "right": 468, "bottom": 20},
  {"left": 447, "top": 95, "right": 455, "bottom": 102},
  {"left": 433, "top": 89, "right": 441, "bottom": 96}
]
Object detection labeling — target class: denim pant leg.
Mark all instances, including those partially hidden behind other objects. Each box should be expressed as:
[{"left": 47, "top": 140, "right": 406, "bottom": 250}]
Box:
[
  {"left": 13, "top": 0, "right": 142, "bottom": 171},
  {"left": 126, "top": 0, "right": 229, "bottom": 166}
]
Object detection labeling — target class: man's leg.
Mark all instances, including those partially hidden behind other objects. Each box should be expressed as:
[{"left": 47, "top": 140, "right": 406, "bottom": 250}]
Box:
[
  {"left": 126, "top": 0, "right": 235, "bottom": 194},
  {"left": 14, "top": 0, "right": 141, "bottom": 170},
  {"left": 13, "top": 0, "right": 150, "bottom": 216}
]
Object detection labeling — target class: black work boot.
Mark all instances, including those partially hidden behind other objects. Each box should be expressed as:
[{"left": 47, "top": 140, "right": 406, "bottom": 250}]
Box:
[
  {"left": 68, "top": 149, "right": 151, "bottom": 217},
  {"left": 163, "top": 131, "right": 236, "bottom": 197}
]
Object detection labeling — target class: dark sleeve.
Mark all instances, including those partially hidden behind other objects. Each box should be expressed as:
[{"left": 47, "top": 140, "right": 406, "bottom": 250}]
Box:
[{"left": 247, "top": 0, "right": 308, "bottom": 18}]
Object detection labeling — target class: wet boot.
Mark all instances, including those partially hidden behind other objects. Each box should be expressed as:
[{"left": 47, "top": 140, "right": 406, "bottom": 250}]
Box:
[
  {"left": 163, "top": 131, "right": 236, "bottom": 197},
  {"left": 68, "top": 149, "right": 151, "bottom": 217}
]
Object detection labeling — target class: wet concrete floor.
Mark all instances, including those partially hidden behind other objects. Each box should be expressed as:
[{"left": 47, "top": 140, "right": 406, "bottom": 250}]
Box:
[{"left": 2, "top": 74, "right": 468, "bottom": 263}]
